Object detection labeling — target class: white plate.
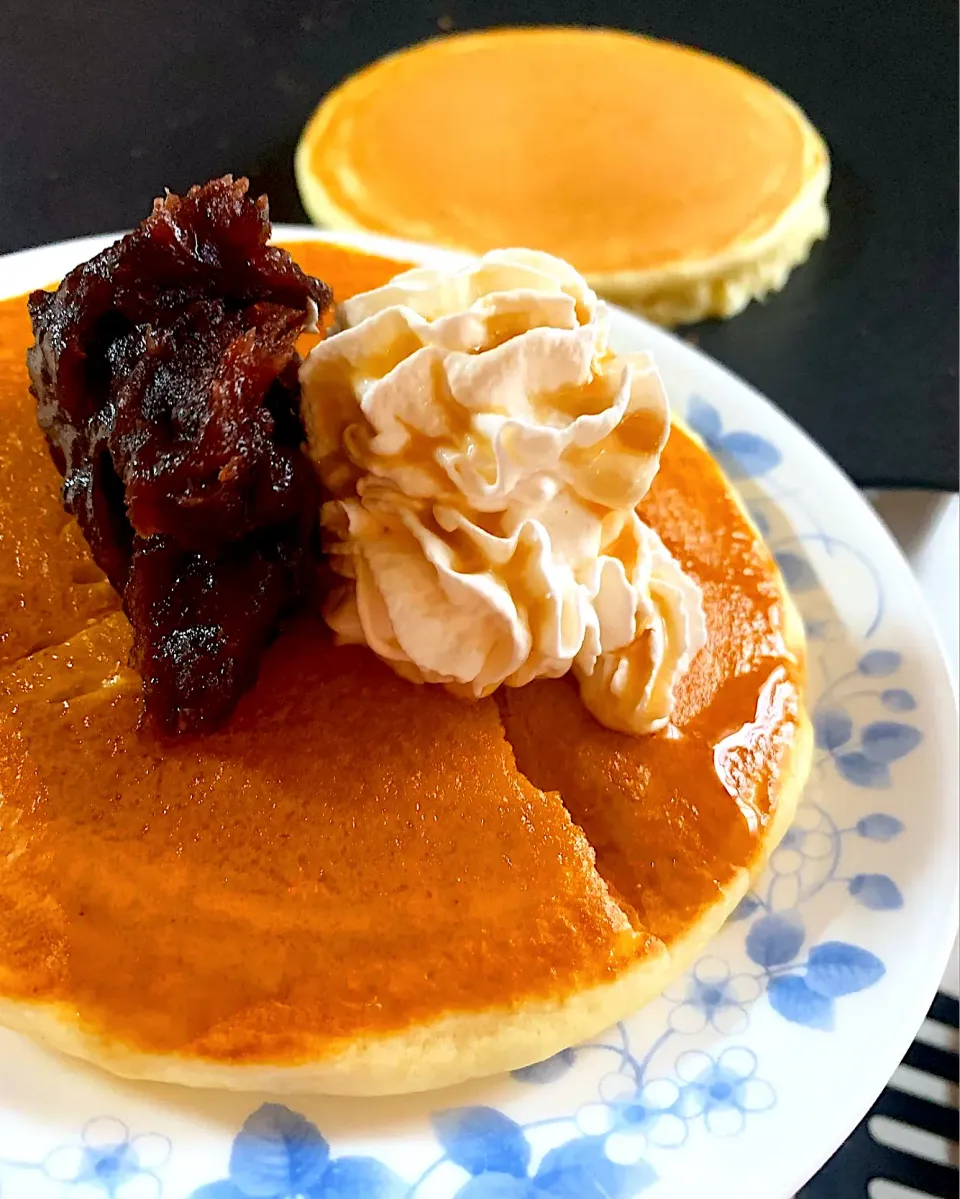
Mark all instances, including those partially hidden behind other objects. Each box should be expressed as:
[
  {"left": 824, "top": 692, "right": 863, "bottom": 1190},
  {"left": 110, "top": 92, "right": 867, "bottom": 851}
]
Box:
[{"left": 0, "top": 227, "right": 957, "bottom": 1199}]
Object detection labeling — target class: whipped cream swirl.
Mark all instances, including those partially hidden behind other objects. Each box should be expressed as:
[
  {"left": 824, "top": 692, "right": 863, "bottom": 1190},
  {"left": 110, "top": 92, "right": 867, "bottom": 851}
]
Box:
[{"left": 300, "top": 249, "right": 706, "bottom": 734}]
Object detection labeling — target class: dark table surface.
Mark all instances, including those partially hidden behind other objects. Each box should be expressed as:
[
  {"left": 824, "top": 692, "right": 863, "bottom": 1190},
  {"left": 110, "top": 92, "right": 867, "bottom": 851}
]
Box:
[
  {"left": 0, "top": 0, "right": 956, "bottom": 488},
  {"left": 0, "top": 6, "right": 956, "bottom": 1194}
]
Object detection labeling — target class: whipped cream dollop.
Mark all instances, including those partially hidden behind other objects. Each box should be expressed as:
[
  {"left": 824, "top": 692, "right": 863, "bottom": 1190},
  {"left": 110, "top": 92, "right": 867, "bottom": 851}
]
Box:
[{"left": 300, "top": 249, "right": 707, "bottom": 734}]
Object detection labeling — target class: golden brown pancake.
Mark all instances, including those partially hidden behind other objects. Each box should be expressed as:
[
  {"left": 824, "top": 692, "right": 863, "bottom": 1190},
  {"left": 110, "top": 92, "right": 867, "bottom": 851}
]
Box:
[
  {"left": 296, "top": 29, "right": 830, "bottom": 323},
  {"left": 0, "top": 239, "right": 810, "bottom": 1094}
]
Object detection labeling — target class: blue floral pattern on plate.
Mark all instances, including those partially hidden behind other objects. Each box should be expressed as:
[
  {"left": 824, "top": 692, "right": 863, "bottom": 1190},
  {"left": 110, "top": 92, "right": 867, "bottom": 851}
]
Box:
[
  {"left": 0, "top": 1117, "right": 170, "bottom": 1197},
  {"left": 187, "top": 1104, "right": 406, "bottom": 1199}
]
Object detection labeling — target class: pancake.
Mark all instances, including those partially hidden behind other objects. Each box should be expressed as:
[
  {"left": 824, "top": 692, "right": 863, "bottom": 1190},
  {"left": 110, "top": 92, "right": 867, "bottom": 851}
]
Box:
[
  {"left": 0, "top": 239, "right": 810, "bottom": 1094},
  {"left": 295, "top": 29, "right": 830, "bottom": 325}
]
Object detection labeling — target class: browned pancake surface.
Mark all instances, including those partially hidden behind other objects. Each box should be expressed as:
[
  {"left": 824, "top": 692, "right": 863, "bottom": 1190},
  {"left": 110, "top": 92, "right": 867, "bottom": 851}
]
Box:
[
  {"left": 0, "top": 241, "right": 801, "bottom": 1063},
  {"left": 500, "top": 428, "right": 802, "bottom": 941}
]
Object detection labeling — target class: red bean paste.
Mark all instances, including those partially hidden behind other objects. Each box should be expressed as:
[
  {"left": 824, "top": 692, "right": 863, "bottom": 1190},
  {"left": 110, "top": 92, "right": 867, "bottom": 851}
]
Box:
[{"left": 26, "top": 177, "right": 331, "bottom": 732}]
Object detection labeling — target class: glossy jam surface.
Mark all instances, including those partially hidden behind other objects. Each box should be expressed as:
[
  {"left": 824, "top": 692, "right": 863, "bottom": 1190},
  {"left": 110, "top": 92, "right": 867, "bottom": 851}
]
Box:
[
  {"left": 303, "top": 29, "right": 812, "bottom": 274},
  {"left": 0, "top": 241, "right": 801, "bottom": 1060}
]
